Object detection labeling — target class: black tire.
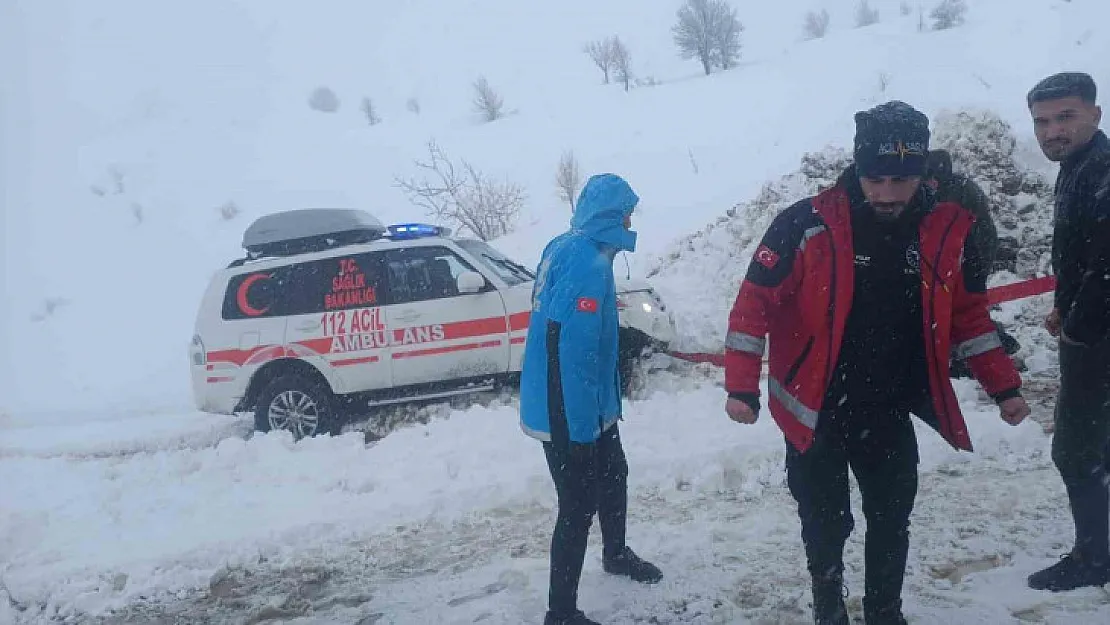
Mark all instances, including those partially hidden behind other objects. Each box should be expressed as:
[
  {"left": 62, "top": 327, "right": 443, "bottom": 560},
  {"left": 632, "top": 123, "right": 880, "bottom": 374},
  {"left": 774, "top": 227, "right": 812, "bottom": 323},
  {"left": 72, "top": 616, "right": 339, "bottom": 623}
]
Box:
[
  {"left": 254, "top": 373, "right": 339, "bottom": 439},
  {"left": 618, "top": 329, "right": 652, "bottom": 397}
]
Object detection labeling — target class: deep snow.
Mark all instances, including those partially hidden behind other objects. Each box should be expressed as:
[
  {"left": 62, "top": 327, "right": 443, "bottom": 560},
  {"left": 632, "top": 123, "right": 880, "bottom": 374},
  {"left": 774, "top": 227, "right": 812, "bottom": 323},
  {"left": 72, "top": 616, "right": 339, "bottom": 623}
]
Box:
[{"left": 4, "top": 0, "right": 1110, "bottom": 622}]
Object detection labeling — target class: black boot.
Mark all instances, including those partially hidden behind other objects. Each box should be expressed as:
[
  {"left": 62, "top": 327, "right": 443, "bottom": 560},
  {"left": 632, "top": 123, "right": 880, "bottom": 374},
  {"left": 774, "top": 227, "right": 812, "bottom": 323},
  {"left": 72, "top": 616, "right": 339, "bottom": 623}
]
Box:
[
  {"left": 1027, "top": 550, "right": 1110, "bottom": 592},
  {"left": 602, "top": 546, "right": 663, "bottom": 584},
  {"left": 544, "top": 609, "right": 601, "bottom": 625},
  {"left": 863, "top": 598, "right": 908, "bottom": 625},
  {"left": 811, "top": 573, "right": 849, "bottom": 625}
]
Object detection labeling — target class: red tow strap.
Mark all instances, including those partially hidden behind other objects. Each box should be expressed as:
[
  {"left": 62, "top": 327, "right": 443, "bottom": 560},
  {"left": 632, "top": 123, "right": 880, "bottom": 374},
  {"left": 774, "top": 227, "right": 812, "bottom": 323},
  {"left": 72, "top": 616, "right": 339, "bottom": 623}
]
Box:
[{"left": 667, "top": 275, "right": 1056, "bottom": 367}]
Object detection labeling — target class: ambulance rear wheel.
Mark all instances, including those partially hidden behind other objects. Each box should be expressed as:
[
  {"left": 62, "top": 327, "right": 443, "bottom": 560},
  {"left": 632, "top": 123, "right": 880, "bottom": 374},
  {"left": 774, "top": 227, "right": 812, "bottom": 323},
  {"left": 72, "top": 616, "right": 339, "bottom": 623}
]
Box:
[{"left": 254, "top": 374, "right": 338, "bottom": 439}]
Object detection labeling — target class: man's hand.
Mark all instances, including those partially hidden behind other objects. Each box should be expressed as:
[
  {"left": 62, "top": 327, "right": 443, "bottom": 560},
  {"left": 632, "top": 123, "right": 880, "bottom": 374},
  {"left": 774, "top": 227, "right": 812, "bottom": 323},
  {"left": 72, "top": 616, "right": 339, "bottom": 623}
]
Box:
[
  {"left": 1045, "top": 308, "right": 1061, "bottom": 337},
  {"left": 726, "top": 398, "right": 757, "bottom": 424},
  {"left": 999, "top": 396, "right": 1031, "bottom": 426}
]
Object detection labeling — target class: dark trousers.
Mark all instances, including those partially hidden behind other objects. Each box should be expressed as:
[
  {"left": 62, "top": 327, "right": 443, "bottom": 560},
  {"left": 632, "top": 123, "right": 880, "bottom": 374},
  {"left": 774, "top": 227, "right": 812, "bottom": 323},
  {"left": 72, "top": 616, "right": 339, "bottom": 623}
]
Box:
[
  {"left": 786, "top": 404, "right": 919, "bottom": 610},
  {"left": 1053, "top": 341, "right": 1110, "bottom": 563},
  {"left": 542, "top": 424, "right": 629, "bottom": 616}
]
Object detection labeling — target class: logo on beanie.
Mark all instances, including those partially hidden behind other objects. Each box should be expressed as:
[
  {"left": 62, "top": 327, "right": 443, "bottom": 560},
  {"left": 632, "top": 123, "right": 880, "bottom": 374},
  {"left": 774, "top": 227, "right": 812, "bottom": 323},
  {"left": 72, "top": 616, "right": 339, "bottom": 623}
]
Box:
[{"left": 878, "top": 140, "right": 926, "bottom": 161}]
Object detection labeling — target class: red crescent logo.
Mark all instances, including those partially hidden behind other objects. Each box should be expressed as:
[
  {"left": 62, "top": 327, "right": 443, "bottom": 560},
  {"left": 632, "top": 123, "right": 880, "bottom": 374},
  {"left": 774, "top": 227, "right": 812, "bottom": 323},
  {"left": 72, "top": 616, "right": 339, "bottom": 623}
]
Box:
[
  {"left": 237, "top": 273, "right": 272, "bottom": 316},
  {"left": 754, "top": 244, "right": 780, "bottom": 269}
]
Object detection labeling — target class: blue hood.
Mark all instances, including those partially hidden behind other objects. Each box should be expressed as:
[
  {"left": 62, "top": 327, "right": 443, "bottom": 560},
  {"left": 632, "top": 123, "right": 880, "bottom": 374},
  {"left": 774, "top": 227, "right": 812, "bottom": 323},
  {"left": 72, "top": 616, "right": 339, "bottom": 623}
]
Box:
[{"left": 570, "top": 173, "right": 638, "bottom": 252}]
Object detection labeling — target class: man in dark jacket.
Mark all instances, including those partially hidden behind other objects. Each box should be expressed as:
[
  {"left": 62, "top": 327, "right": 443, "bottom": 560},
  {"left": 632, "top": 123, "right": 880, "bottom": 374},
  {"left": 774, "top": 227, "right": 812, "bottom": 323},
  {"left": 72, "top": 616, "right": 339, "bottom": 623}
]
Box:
[
  {"left": 925, "top": 150, "right": 1022, "bottom": 377},
  {"left": 520, "top": 173, "right": 663, "bottom": 625},
  {"left": 1025, "top": 71, "right": 1110, "bottom": 592},
  {"left": 925, "top": 149, "right": 998, "bottom": 275},
  {"left": 724, "top": 101, "right": 1030, "bottom": 625}
]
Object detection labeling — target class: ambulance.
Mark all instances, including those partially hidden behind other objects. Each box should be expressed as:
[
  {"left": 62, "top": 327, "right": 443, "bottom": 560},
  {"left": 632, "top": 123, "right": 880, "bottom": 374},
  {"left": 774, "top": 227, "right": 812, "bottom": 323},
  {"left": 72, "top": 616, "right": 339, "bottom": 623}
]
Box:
[{"left": 189, "top": 209, "right": 677, "bottom": 437}]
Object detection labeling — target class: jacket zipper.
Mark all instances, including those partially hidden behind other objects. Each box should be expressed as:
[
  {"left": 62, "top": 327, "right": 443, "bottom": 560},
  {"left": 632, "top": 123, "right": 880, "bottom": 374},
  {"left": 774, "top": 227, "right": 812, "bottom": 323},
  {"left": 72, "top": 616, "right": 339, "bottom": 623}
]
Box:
[
  {"left": 927, "top": 213, "right": 960, "bottom": 432},
  {"left": 783, "top": 336, "right": 815, "bottom": 386},
  {"left": 824, "top": 216, "right": 838, "bottom": 388}
]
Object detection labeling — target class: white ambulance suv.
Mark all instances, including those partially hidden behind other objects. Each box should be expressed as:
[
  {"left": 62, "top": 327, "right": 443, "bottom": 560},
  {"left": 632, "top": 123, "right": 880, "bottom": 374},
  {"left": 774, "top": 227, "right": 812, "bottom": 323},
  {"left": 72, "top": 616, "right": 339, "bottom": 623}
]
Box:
[{"left": 189, "top": 209, "right": 676, "bottom": 438}]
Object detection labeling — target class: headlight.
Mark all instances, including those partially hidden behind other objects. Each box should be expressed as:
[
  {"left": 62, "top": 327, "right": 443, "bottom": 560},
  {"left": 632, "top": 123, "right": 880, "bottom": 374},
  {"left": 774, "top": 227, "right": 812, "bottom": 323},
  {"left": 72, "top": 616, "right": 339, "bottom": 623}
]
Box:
[{"left": 641, "top": 302, "right": 653, "bottom": 313}]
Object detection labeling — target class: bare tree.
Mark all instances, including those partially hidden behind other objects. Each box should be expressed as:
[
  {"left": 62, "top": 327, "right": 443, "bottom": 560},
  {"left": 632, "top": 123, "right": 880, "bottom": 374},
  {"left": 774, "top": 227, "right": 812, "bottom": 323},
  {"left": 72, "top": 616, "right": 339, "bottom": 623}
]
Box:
[
  {"left": 930, "top": 0, "right": 968, "bottom": 30},
  {"left": 900, "top": 1, "right": 912, "bottom": 16},
  {"left": 360, "top": 97, "right": 381, "bottom": 125},
  {"left": 673, "top": 0, "right": 744, "bottom": 76},
  {"left": 803, "top": 9, "right": 831, "bottom": 40},
  {"left": 472, "top": 76, "right": 505, "bottom": 122},
  {"left": 712, "top": 9, "right": 744, "bottom": 70},
  {"left": 584, "top": 39, "right": 615, "bottom": 84},
  {"left": 555, "top": 151, "right": 582, "bottom": 211},
  {"left": 855, "top": 0, "right": 880, "bottom": 28},
  {"left": 611, "top": 36, "right": 633, "bottom": 91},
  {"left": 395, "top": 141, "right": 525, "bottom": 241}
]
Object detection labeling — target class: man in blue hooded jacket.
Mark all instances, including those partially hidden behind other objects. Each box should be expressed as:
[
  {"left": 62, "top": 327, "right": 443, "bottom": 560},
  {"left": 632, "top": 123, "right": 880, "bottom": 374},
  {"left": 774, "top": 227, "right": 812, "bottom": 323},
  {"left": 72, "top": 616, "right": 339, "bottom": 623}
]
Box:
[{"left": 520, "top": 173, "right": 663, "bottom": 625}]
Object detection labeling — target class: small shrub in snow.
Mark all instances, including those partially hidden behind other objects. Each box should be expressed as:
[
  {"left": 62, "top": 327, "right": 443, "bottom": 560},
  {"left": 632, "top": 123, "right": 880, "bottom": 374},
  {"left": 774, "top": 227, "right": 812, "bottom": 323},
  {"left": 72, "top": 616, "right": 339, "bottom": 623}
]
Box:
[
  {"left": 673, "top": 0, "right": 744, "bottom": 76},
  {"left": 219, "top": 201, "right": 241, "bottom": 221},
  {"left": 308, "top": 87, "right": 340, "bottom": 113},
  {"left": 406, "top": 97, "right": 421, "bottom": 115},
  {"left": 360, "top": 97, "right": 381, "bottom": 125},
  {"left": 855, "top": 0, "right": 880, "bottom": 28},
  {"left": 611, "top": 36, "right": 633, "bottom": 92},
  {"left": 803, "top": 9, "right": 831, "bottom": 40},
  {"left": 472, "top": 76, "right": 504, "bottom": 122},
  {"left": 31, "top": 297, "right": 71, "bottom": 322},
  {"left": 931, "top": 0, "right": 968, "bottom": 30},
  {"left": 395, "top": 140, "right": 524, "bottom": 241},
  {"left": 900, "top": 1, "right": 912, "bottom": 16},
  {"left": 878, "top": 72, "right": 891, "bottom": 92},
  {"left": 131, "top": 202, "right": 144, "bottom": 225},
  {"left": 584, "top": 38, "right": 616, "bottom": 84},
  {"left": 555, "top": 151, "right": 582, "bottom": 211}
]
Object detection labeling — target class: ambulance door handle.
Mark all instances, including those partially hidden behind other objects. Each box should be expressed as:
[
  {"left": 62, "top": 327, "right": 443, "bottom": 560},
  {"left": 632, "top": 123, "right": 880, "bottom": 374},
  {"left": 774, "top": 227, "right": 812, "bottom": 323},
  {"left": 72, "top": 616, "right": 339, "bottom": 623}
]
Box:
[
  {"left": 394, "top": 310, "right": 420, "bottom": 322},
  {"left": 295, "top": 320, "right": 321, "bottom": 331}
]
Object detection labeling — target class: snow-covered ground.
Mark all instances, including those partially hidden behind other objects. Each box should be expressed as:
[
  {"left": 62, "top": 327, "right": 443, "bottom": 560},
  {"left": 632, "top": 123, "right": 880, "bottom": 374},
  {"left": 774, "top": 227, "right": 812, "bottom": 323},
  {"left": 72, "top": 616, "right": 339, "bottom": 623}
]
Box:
[{"left": 4, "top": 0, "right": 1110, "bottom": 622}]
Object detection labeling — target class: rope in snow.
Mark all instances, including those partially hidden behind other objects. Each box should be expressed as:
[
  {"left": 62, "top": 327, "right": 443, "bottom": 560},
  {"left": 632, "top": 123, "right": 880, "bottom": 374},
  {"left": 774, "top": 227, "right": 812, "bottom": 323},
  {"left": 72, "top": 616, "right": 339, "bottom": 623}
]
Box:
[{"left": 667, "top": 275, "right": 1057, "bottom": 367}]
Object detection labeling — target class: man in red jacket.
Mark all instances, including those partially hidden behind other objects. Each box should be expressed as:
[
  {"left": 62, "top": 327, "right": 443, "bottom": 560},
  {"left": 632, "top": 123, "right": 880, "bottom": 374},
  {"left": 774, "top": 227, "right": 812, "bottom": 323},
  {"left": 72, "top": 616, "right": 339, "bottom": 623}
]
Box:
[{"left": 724, "top": 101, "right": 1031, "bottom": 625}]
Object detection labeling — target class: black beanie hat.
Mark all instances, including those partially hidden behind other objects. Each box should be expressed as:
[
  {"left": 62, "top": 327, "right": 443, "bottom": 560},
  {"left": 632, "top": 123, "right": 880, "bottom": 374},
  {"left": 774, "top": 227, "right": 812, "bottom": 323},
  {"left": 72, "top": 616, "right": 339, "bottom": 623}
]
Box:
[{"left": 854, "top": 101, "right": 931, "bottom": 177}]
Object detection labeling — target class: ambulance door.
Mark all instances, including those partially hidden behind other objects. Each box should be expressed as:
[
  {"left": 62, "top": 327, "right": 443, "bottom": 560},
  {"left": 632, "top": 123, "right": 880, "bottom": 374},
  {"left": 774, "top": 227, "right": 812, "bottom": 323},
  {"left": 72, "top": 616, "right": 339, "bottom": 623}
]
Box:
[
  {"left": 282, "top": 251, "right": 392, "bottom": 394},
  {"left": 382, "top": 245, "right": 510, "bottom": 387}
]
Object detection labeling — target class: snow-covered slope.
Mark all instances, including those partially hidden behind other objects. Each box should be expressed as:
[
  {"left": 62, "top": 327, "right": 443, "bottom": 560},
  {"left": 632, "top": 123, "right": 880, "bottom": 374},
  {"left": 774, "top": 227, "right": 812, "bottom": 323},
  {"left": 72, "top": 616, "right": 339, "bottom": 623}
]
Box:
[
  {"left": 4, "top": 0, "right": 1110, "bottom": 622},
  {"left": 4, "top": 0, "right": 1109, "bottom": 416}
]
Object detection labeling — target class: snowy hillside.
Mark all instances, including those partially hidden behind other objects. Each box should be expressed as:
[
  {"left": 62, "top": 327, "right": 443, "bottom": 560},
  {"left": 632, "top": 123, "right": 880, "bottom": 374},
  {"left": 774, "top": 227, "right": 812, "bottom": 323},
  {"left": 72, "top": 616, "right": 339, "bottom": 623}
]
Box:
[
  {"left": 4, "top": 0, "right": 1110, "bottom": 623},
  {"left": 4, "top": 0, "right": 1109, "bottom": 416}
]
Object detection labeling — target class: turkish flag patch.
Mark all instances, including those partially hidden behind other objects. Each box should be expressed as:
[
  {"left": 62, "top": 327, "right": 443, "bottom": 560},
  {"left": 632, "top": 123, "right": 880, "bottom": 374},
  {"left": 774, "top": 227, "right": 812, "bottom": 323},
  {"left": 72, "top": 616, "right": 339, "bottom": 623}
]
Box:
[
  {"left": 754, "top": 244, "right": 780, "bottom": 269},
  {"left": 576, "top": 297, "right": 599, "bottom": 313}
]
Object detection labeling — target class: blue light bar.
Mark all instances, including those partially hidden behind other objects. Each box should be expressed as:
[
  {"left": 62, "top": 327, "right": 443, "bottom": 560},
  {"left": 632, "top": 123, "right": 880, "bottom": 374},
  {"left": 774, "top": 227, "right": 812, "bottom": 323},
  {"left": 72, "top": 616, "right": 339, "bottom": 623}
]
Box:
[{"left": 386, "top": 223, "right": 451, "bottom": 239}]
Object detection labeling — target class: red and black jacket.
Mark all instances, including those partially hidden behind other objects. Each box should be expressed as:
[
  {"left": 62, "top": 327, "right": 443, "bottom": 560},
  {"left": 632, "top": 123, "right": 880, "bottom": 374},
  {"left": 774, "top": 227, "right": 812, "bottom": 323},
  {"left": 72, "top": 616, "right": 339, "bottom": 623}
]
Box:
[{"left": 725, "top": 171, "right": 1022, "bottom": 454}]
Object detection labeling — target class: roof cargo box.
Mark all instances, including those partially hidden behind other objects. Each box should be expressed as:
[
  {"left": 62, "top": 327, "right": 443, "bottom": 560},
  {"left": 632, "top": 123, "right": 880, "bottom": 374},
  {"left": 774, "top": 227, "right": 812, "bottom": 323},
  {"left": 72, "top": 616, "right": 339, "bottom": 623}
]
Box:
[{"left": 241, "top": 208, "right": 386, "bottom": 259}]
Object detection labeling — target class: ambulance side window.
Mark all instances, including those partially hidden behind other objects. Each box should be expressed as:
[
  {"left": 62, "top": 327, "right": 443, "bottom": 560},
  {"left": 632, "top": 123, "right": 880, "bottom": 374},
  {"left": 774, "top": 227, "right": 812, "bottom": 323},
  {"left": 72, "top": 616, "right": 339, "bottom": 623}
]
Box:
[
  {"left": 221, "top": 265, "right": 293, "bottom": 320},
  {"left": 220, "top": 253, "right": 385, "bottom": 320},
  {"left": 383, "top": 247, "right": 484, "bottom": 305}
]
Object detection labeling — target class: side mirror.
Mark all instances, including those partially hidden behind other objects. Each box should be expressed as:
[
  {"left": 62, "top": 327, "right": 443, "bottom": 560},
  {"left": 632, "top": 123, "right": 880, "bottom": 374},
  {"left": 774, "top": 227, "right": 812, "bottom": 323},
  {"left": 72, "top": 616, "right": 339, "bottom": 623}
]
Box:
[{"left": 457, "top": 271, "right": 486, "bottom": 294}]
